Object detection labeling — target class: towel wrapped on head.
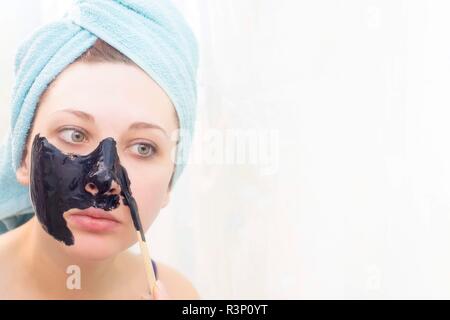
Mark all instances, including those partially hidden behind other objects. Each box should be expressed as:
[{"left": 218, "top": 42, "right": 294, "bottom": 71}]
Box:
[{"left": 0, "top": 0, "right": 199, "bottom": 230}]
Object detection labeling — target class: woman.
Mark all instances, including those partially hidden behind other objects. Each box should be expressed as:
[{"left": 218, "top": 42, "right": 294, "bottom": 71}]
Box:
[{"left": 0, "top": 0, "right": 199, "bottom": 299}]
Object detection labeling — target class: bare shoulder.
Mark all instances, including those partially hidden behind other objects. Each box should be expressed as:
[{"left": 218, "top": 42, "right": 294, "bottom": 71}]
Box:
[{"left": 155, "top": 261, "right": 200, "bottom": 300}]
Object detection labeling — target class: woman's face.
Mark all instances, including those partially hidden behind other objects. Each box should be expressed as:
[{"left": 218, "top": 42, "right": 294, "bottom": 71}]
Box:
[{"left": 16, "top": 61, "right": 178, "bottom": 260}]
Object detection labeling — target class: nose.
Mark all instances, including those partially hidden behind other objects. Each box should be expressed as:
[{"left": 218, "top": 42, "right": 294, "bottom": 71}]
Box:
[
  {"left": 83, "top": 137, "right": 122, "bottom": 197},
  {"left": 85, "top": 179, "right": 121, "bottom": 196}
]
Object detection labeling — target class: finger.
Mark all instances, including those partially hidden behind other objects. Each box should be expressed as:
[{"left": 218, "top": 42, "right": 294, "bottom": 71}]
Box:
[
  {"left": 140, "top": 292, "right": 152, "bottom": 300},
  {"left": 152, "top": 280, "right": 169, "bottom": 300}
]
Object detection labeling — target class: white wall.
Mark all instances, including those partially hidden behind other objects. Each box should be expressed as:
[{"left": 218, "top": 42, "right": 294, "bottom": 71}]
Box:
[{"left": 3, "top": 0, "right": 450, "bottom": 299}]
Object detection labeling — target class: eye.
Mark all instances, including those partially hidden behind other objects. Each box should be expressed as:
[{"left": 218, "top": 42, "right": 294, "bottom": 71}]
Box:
[
  {"left": 59, "top": 128, "right": 87, "bottom": 144},
  {"left": 130, "top": 142, "right": 156, "bottom": 158}
]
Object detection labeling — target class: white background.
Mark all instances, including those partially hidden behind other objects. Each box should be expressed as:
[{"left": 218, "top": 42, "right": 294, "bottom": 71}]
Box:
[{"left": 3, "top": 0, "right": 450, "bottom": 299}]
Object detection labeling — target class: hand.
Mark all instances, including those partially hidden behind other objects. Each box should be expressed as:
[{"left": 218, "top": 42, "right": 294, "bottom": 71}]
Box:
[{"left": 140, "top": 280, "right": 169, "bottom": 300}]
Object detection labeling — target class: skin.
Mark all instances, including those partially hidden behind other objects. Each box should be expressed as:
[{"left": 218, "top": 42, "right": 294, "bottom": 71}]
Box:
[{"left": 0, "top": 61, "right": 199, "bottom": 299}]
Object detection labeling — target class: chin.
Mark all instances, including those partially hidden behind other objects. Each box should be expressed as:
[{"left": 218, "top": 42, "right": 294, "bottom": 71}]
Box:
[{"left": 63, "top": 231, "right": 131, "bottom": 261}]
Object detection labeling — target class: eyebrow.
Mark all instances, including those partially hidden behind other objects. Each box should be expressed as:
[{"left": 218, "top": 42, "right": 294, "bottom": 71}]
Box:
[
  {"left": 55, "top": 109, "right": 169, "bottom": 139},
  {"left": 128, "top": 121, "right": 169, "bottom": 139},
  {"left": 57, "top": 109, "right": 95, "bottom": 123}
]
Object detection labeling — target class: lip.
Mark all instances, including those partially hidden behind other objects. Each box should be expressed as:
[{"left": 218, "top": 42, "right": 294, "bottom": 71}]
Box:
[{"left": 67, "top": 207, "right": 121, "bottom": 233}]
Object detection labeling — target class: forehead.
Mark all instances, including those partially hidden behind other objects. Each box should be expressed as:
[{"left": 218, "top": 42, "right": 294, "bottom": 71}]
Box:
[{"left": 36, "top": 61, "right": 177, "bottom": 132}]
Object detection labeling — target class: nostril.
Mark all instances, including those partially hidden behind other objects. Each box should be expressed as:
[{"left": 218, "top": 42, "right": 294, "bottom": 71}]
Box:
[
  {"left": 107, "top": 180, "right": 121, "bottom": 195},
  {"left": 85, "top": 182, "right": 99, "bottom": 196}
]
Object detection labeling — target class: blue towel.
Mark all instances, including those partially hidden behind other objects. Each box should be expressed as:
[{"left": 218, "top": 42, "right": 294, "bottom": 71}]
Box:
[{"left": 0, "top": 0, "right": 199, "bottom": 230}]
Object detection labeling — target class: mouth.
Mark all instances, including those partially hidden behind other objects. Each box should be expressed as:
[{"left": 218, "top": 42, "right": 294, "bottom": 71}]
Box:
[{"left": 67, "top": 207, "right": 121, "bottom": 233}]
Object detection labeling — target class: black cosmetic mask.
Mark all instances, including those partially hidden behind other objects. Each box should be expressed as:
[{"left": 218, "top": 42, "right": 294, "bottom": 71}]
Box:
[{"left": 30, "top": 134, "right": 143, "bottom": 246}]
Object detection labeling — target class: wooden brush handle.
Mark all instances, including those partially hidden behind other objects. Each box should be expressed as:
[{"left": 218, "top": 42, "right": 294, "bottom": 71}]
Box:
[{"left": 137, "top": 230, "right": 157, "bottom": 296}]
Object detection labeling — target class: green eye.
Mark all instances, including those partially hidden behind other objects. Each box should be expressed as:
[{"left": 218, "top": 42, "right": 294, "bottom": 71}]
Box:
[
  {"left": 60, "top": 128, "right": 86, "bottom": 143},
  {"left": 132, "top": 143, "right": 155, "bottom": 158},
  {"left": 71, "top": 131, "right": 85, "bottom": 143}
]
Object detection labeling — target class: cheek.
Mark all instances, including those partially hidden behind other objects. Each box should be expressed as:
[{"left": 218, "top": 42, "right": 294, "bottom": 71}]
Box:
[{"left": 126, "top": 164, "right": 172, "bottom": 230}]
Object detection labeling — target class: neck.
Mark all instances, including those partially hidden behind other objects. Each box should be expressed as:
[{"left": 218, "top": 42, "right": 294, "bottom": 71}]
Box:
[{"left": 16, "top": 216, "right": 123, "bottom": 298}]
